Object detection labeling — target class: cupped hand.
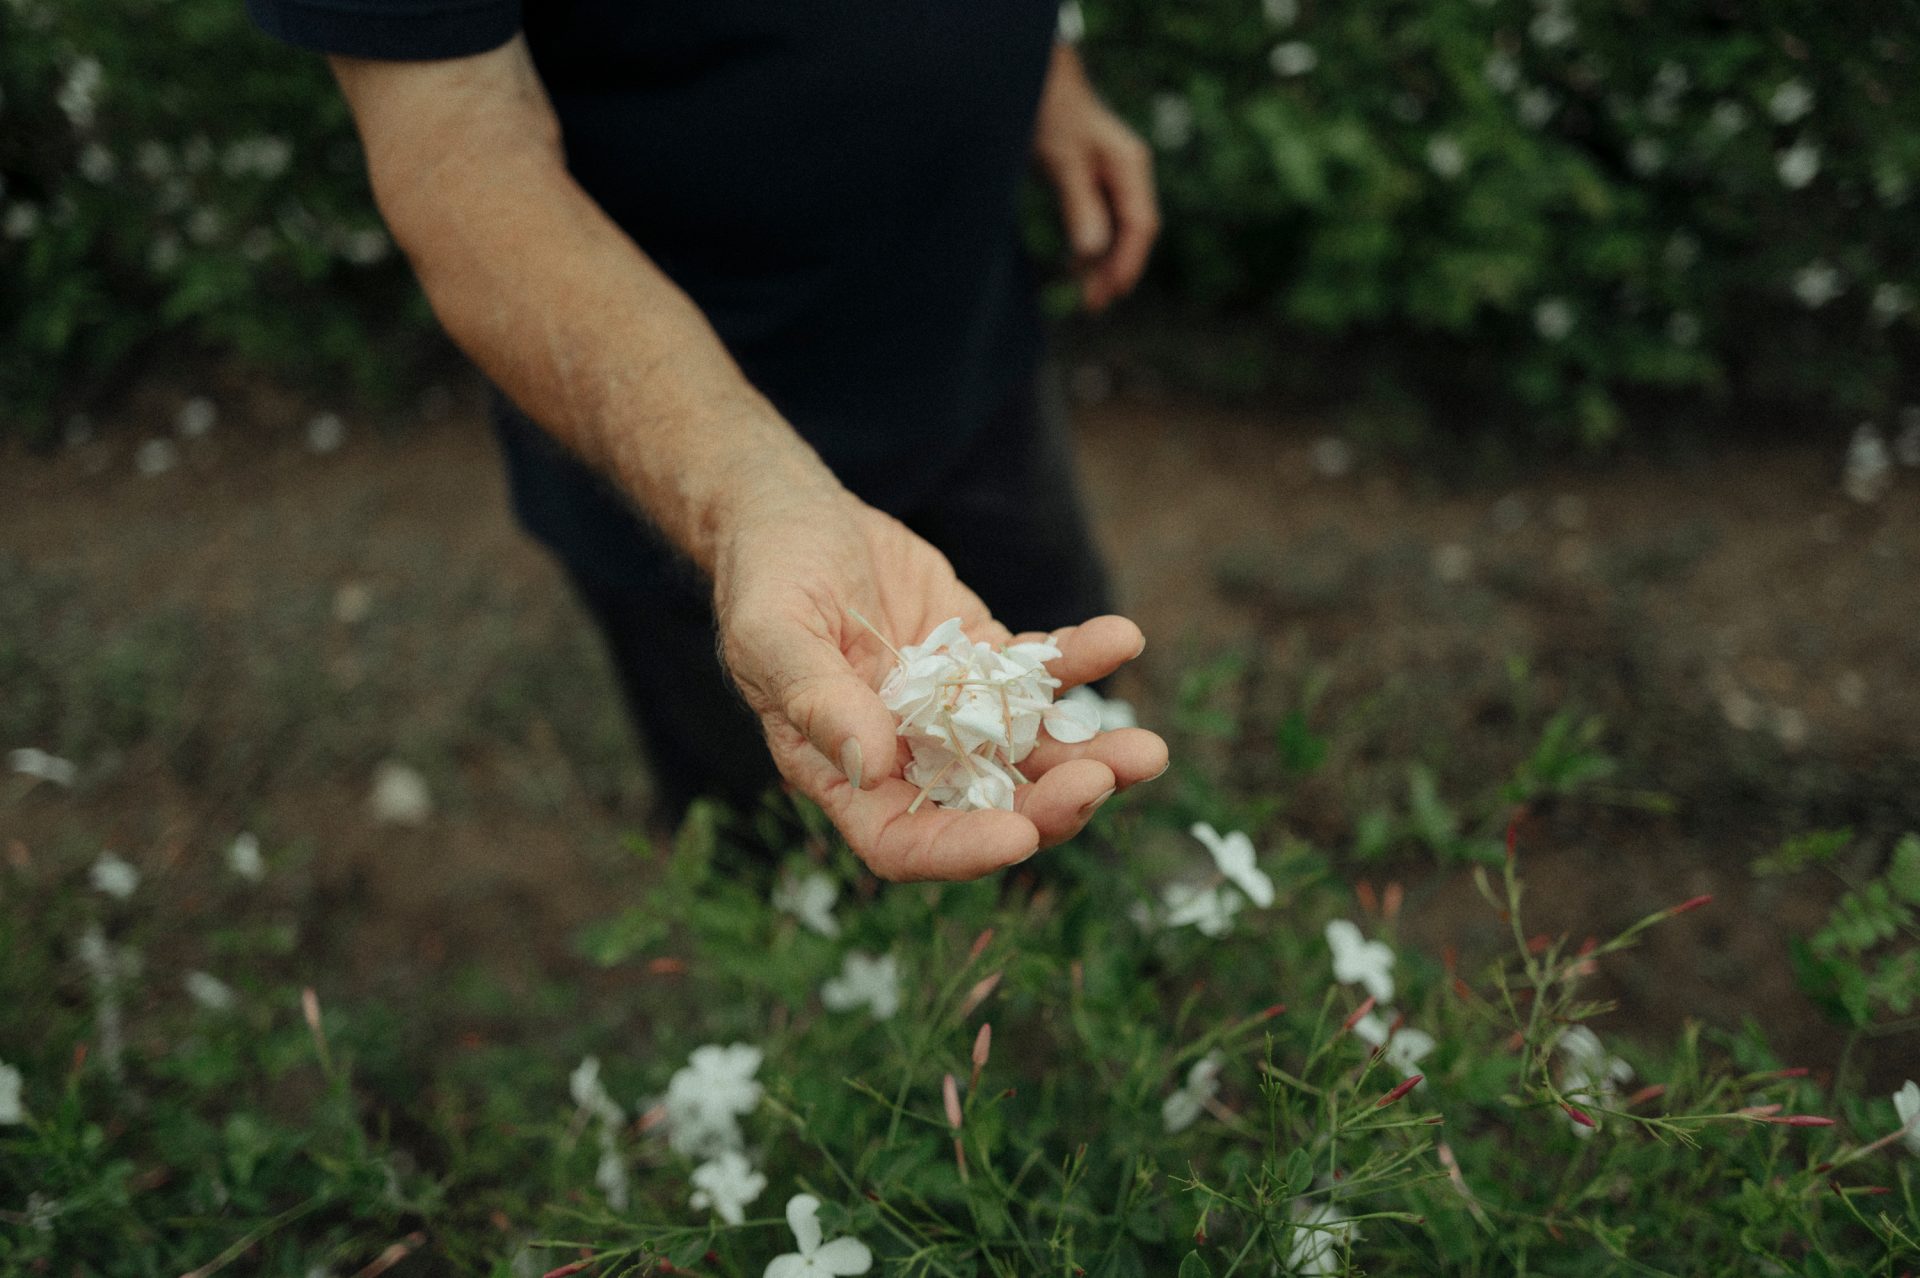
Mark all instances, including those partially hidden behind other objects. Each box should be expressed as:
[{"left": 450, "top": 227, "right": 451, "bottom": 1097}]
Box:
[{"left": 714, "top": 492, "right": 1166, "bottom": 881}]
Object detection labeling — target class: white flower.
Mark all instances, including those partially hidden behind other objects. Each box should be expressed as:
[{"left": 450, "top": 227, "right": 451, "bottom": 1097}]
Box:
[
  {"left": 1776, "top": 140, "right": 1820, "bottom": 190},
  {"left": 307, "top": 412, "right": 348, "bottom": 455},
  {"left": 90, "top": 852, "right": 139, "bottom": 900},
  {"left": 186, "top": 206, "right": 225, "bottom": 245},
  {"left": 877, "top": 617, "right": 1095, "bottom": 813},
  {"left": 134, "top": 439, "right": 179, "bottom": 477},
  {"left": 1627, "top": 137, "right": 1665, "bottom": 178},
  {"left": 1189, "top": 822, "right": 1273, "bottom": 907},
  {"left": 570, "top": 1055, "right": 625, "bottom": 1126},
  {"left": 1055, "top": 0, "right": 1084, "bottom": 44},
  {"left": 1325, "top": 919, "right": 1394, "bottom": 1003},
  {"left": 1425, "top": 135, "right": 1466, "bottom": 180},
  {"left": 1529, "top": 5, "right": 1576, "bottom": 48},
  {"left": 663, "top": 1043, "right": 763, "bottom": 1159},
  {"left": 1791, "top": 260, "right": 1842, "bottom": 309},
  {"left": 1768, "top": 79, "right": 1814, "bottom": 125},
  {"left": 135, "top": 141, "right": 173, "bottom": 179},
  {"left": 1558, "top": 1025, "right": 1632, "bottom": 1135},
  {"left": 9, "top": 747, "right": 76, "bottom": 787},
  {"left": 340, "top": 228, "right": 392, "bottom": 266},
  {"left": 1534, "top": 298, "right": 1575, "bottom": 341},
  {"left": 175, "top": 397, "right": 217, "bottom": 439},
  {"left": 0, "top": 1062, "right": 23, "bottom": 1124},
  {"left": 1843, "top": 424, "right": 1894, "bottom": 505},
  {"left": 1268, "top": 42, "right": 1318, "bottom": 77},
  {"left": 222, "top": 135, "right": 293, "bottom": 181},
  {"left": 1309, "top": 435, "right": 1355, "bottom": 478},
  {"left": 773, "top": 871, "right": 841, "bottom": 937},
  {"left": 367, "top": 760, "right": 431, "bottom": 824},
  {"left": 3, "top": 202, "right": 40, "bottom": 241},
  {"left": 1286, "top": 1200, "right": 1357, "bottom": 1276},
  {"left": 148, "top": 233, "right": 182, "bottom": 275},
  {"left": 184, "top": 971, "right": 237, "bottom": 1011},
  {"left": 594, "top": 1131, "right": 629, "bottom": 1210},
  {"left": 689, "top": 1149, "right": 767, "bottom": 1225},
  {"left": 1063, "top": 684, "right": 1137, "bottom": 731},
  {"left": 1161, "top": 882, "right": 1243, "bottom": 937},
  {"left": 1893, "top": 1080, "right": 1920, "bottom": 1156},
  {"left": 228, "top": 832, "right": 266, "bottom": 881},
  {"left": 821, "top": 951, "right": 900, "bottom": 1020},
  {"left": 1262, "top": 0, "right": 1298, "bottom": 27},
  {"left": 1161, "top": 1052, "right": 1222, "bottom": 1133},
  {"left": 1432, "top": 542, "right": 1473, "bottom": 583},
  {"left": 1150, "top": 93, "right": 1194, "bottom": 151},
  {"left": 57, "top": 58, "right": 103, "bottom": 128},
  {"left": 1483, "top": 52, "right": 1519, "bottom": 94},
  {"left": 1872, "top": 283, "right": 1914, "bottom": 327},
  {"left": 1353, "top": 1013, "right": 1434, "bottom": 1078},
  {"left": 77, "top": 143, "right": 117, "bottom": 184},
  {"left": 1517, "top": 87, "right": 1558, "bottom": 128},
  {"left": 765, "top": 1194, "right": 872, "bottom": 1277}
]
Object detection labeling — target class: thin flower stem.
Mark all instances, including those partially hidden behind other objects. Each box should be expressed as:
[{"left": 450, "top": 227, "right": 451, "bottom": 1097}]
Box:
[{"left": 845, "top": 606, "right": 904, "bottom": 662}]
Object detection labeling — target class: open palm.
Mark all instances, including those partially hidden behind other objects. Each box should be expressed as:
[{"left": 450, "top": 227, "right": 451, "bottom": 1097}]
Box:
[{"left": 716, "top": 494, "right": 1166, "bottom": 880}]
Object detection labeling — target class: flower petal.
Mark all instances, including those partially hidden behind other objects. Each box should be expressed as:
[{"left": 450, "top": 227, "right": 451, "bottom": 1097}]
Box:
[
  {"left": 785, "top": 1193, "right": 823, "bottom": 1254},
  {"left": 1042, "top": 698, "right": 1100, "bottom": 744},
  {"left": 813, "top": 1236, "right": 874, "bottom": 1274}
]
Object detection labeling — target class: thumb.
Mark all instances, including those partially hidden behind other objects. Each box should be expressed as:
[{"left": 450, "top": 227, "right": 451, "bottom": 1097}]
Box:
[
  {"left": 1051, "top": 156, "right": 1113, "bottom": 261},
  {"left": 765, "top": 631, "right": 898, "bottom": 794}
]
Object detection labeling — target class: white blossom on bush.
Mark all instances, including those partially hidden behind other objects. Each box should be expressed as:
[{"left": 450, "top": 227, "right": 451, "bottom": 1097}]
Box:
[
  {"left": 1534, "top": 298, "right": 1575, "bottom": 342},
  {"left": 1354, "top": 1013, "right": 1434, "bottom": 1079},
  {"left": 1190, "top": 822, "right": 1274, "bottom": 907},
  {"left": 1558, "top": 1025, "right": 1632, "bottom": 1135},
  {"left": 821, "top": 951, "right": 901, "bottom": 1020},
  {"left": 1287, "top": 1199, "right": 1358, "bottom": 1276},
  {"left": 1894, "top": 1080, "right": 1920, "bottom": 1156},
  {"left": 689, "top": 1149, "right": 766, "bottom": 1226},
  {"left": 1791, "top": 260, "right": 1842, "bottom": 309},
  {"left": 1150, "top": 93, "right": 1194, "bottom": 151},
  {"left": 1162, "top": 881, "right": 1243, "bottom": 937},
  {"left": 772, "top": 871, "right": 840, "bottom": 937},
  {"left": 765, "top": 1194, "right": 872, "bottom": 1277},
  {"left": 1842, "top": 424, "right": 1893, "bottom": 505},
  {"left": 1268, "top": 42, "right": 1317, "bottom": 77},
  {"left": 1518, "top": 87, "right": 1558, "bottom": 129},
  {"left": 1262, "top": 0, "right": 1298, "bottom": 27},
  {"left": 228, "top": 832, "right": 266, "bottom": 882},
  {"left": 1767, "top": 79, "right": 1815, "bottom": 125},
  {"left": 175, "top": 397, "right": 217, "bottom": 439},
  {"left": 1161, "top": 1052, "right": 1222, "bottom": 1134},
  {"left": 57, "top": 58, "right": 103, "bottom": 129},
  {"left": 90, "top": 852, "right": 139, "bottom": 900},
  {"left": 1776, "top": 140, "right": 1820, "bottom": 190},
  {"left": 9, "top": 747, "right": 76, "bottom": 787},
  {"left": 134, "top": 439, "right": 179, "bottom": 477},
  {"left": 0, "top": 1062, "right": 23, "bottom": 1125},
  {"left": 1426, "top": 135, "right": 1466, "bottom": 180},
  {"left": 184, "top": 971, "right": 237, "bottom": 1012},
  {"left": 663, "top": 1043, "right": 763, "bottom": 1159},
  {"left": 1325, "top": 919, "right": 1394, "bottom": 1003}
]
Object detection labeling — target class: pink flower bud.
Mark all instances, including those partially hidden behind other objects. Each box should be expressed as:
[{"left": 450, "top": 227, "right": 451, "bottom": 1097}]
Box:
[
  {"left": 968, "top": 928, "right": 994, "bottom": 962},
  {"left": 1376, "top": 1075, "right": 1423, "bottom": 1108},
  {"left": 943, "top": 1073, "right": 963, "bottom": 1129},
  {"left": 1668, "top": 894, "right": 1713, "bottom": 916},
  {"left": 1561, "top": 1102, "right": 1596, "bottom": 1129},
  {"left": 972, "top": 1023, "right": 992, "bottom": 1070},
  {"left": 1766, "top": 1114, "right": 1836, "bottom": 1127},
  {"left": 960, "top": 971, "right": 1002, "bottom": 1018},
  {"left": 1340, "top": 996, "right": 1378, "bottom": 1033}
]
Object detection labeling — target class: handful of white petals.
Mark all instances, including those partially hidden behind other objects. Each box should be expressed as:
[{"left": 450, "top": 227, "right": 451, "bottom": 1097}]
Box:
[{"left": 864, "top": 614, "right": 1101, "bottom": 813}]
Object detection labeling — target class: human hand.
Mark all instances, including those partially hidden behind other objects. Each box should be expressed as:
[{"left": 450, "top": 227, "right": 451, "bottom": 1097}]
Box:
[
  {"left": 1032, "top": 42, "right": 1161, "bottom": 312},
  {"left": 714, "top": 492, "right": 1167, "bottom": 881}
]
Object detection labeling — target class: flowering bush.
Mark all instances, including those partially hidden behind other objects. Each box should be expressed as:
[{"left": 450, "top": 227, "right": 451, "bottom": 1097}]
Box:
[
  {"left": 6, "top": 790, "right": 1916, "bottom": 1275},
  {"left": 1077, "top": 0, "right": 1918, "bottom": 442},
  {"left": 0, "top": 0, "right": 421, "bottom": 432},
  {"left": 4, "top": 0, "right": 1913, "bottom": 442}
]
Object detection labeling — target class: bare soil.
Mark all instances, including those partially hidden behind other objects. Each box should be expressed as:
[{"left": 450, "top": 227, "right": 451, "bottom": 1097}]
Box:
[{"left": 3, "top": 372, "right": 1916, "bottom": 1086}]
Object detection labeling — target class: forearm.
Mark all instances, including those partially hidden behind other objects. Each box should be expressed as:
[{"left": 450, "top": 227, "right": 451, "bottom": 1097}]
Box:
[{"left": 336, "top": 53, "right": 843, "bottom": 576}]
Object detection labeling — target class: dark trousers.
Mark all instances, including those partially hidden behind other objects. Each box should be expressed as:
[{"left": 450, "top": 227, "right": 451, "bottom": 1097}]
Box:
[{"left": 494, "top": 372, "right": 1114, "bottom": 822}]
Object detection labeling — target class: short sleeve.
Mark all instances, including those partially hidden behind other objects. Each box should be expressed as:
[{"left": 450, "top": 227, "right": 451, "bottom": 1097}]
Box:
[{"left": 247, "top": 0, "right": 522, "bottom": 61}]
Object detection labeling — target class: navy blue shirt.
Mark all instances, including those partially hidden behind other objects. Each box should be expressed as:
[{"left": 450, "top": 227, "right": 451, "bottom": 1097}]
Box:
[{"left": 250, "top": 0, "right": 1057, "bottom": 527}]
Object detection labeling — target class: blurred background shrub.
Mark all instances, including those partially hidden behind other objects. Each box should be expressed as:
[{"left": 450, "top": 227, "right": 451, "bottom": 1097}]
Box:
[{"left": 2, "top": 0, "right": 1914, "bottom": 443}]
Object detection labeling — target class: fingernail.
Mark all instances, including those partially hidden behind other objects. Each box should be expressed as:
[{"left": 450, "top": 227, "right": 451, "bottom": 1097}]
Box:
[
  {"left": 1077, "top": 787, "right": 1116, "bottom": 819},
  {"left": 1147, "top": 760, "right": 1170, "bottom": 783},
  {"left": 840, "top": 738, "right": 864, "bottom": 791}
]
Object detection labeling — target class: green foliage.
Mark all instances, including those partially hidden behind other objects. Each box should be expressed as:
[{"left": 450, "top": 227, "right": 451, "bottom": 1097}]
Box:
[
  {"left": 1078, "top": 0, "right": 1918, "bottom": 439},
  {"left": 0, "top": 0, "right": 425, "bottom": 433},
  {"left": 1767, "top": 832, "right": 1920, "bottom": 1031},
  {"left": 7, "top": 804, "right": 1917, "bottom": 1274},
  {"left": 6, "top": 0, "right": 1914, "bottom": 441}
]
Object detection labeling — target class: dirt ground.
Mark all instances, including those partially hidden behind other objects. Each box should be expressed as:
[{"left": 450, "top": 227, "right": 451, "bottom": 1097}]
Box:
[{"left": 3, "top": 370, "right": 1916, "bottom": 1087}]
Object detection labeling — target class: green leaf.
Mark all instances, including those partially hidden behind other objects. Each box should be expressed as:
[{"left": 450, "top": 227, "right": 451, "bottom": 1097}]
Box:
[
  {"left": 1179, "top": 1253, "right": 1215, "bottom": 1278},
  {"left": 1887, "top": 833, "right": 1920, "bottom": 905},
  {"left": 1275, "top": 709, "right": 1329, "bottom": 776}
]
